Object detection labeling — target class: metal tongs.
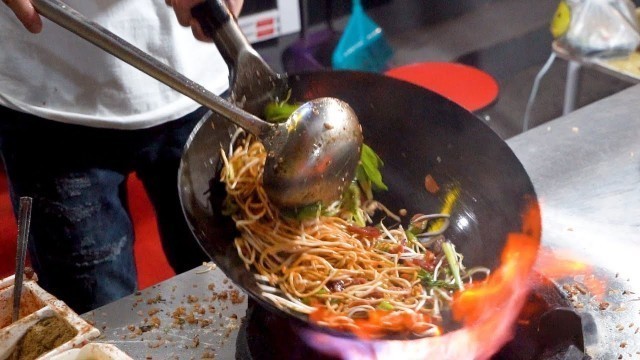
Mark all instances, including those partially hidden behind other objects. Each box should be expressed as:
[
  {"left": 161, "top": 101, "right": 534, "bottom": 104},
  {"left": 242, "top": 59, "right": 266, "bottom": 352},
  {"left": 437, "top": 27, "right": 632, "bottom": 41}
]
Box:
[{"left": 191, "top": 0, "right": 290, "bottom": 117}]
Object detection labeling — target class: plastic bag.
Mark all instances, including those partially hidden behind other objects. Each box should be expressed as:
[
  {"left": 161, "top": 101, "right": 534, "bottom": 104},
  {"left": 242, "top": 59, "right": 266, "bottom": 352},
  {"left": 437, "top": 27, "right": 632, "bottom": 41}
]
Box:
[{"left": 557, "top": 0, "right": 640, "bottom": 58}]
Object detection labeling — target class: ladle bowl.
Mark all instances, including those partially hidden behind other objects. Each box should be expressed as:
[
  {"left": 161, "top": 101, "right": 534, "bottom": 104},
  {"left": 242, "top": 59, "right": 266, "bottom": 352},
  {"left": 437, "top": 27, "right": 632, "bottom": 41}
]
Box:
[{"left": 262, "top": 97, "right": 362, "bottom": 209}]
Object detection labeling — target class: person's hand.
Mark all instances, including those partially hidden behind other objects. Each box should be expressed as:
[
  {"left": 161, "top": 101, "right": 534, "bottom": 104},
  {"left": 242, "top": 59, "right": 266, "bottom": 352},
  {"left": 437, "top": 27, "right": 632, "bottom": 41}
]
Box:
[
  {"left": 3, "top": 0, "right": 43, "bottom": 33},
  {"left": 167, "top": 0, "right": 244, "bottom": 42}
]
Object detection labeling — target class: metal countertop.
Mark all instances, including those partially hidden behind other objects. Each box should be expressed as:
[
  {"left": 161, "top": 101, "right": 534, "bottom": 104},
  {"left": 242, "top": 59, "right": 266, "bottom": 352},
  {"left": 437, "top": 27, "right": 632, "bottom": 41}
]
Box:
[
  {"left": 508, "top": 84, "right": 640, "bottom": 359},
  {"left": 84, "top": 84, "right": 640, "bottom": 359},
  {"left": 82, "top": 264, "right": 248, "bottom": 360}
]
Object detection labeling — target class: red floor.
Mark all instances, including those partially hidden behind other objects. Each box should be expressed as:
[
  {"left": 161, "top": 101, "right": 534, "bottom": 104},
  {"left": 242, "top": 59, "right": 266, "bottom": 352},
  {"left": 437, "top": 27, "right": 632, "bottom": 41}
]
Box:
[{"left": 0, "top": 173, "right": 175, "bottom": 289}]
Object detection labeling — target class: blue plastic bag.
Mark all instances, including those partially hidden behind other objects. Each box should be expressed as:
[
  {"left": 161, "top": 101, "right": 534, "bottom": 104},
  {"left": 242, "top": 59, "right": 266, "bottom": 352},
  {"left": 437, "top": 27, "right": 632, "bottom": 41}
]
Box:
[{"left": 331, "top": 0, "right": 393, "bottom": 72}]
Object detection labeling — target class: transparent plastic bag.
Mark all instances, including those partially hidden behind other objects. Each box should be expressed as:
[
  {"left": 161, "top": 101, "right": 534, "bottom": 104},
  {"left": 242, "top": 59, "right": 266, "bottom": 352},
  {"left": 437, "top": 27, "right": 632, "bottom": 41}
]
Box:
[{"left": 559, "top": 0, "right": 640, "bottom": 58}]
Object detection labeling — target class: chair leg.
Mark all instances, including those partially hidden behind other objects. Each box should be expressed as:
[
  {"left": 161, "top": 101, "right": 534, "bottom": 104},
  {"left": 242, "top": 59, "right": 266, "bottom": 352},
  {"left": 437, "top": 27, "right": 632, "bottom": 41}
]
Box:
[{"left": 563, "top": 60, "right": 581, "bottom": 115}]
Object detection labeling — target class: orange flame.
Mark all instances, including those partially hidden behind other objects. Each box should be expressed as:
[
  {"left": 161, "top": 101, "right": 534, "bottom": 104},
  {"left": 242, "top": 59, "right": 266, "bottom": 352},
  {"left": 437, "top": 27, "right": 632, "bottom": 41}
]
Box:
[
  {"left": 301, "top": 202, "right": 542, "bottom": 360},
  {"left": 448, "top": 202, "right": 541, "bottom": 359},
  {"left": 535, "top": 247, "right": 606, "bottom": 299}
]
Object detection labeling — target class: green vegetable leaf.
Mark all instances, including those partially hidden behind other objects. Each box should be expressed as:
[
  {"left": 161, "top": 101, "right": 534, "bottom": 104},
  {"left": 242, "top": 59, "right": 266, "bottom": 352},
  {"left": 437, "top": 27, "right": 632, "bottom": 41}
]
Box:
[
  {"left": 315, "top": 288, "right": 328, "bottom": 295},
  {"left": 359, "top": 144, "right": 388, "bottom": 191},
  {"left": 264, "top": 102, "right": 300, "bottom": 123},
  {"left": 377, "top": 300, "right": 394, "bottom": 311},
  {"left": 405, "top": 229, "right": 418, "bottom": 244},
  {"left": 281, "top": 202, "right": 323, "bottom": 221},
  {"left": 263, "top": 90, "right": 301, "bottom": 123},
  {"left": 418, "top": 269, "right": 459, "bottom": 290},
  {"left": 341, "top": 183, "right": 366, "bottom": 226}
]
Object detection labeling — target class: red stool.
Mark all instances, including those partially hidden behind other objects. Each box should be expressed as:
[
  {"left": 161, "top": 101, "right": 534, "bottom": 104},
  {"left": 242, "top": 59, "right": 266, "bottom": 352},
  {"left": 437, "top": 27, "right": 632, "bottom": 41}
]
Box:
[{"left": 385, "top": 62, "right": 499, "bottom": 112}]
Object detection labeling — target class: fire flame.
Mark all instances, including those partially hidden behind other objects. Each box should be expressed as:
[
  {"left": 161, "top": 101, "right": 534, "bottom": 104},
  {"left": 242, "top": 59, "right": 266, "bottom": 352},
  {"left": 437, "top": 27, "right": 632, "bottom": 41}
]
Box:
[
  {"left": 300, "top": 202, "right": 542, "bottom": 360},
  {"left": 534, "top": 247, "right": 606, "bottom": 300}
]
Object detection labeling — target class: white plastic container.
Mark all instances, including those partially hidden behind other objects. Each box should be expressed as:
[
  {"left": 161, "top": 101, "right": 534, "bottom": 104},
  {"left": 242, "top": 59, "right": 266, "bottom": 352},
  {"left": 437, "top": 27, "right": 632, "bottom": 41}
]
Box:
[
  {"left": 0, "top": 275, "right": 100, "bottom": 360},
  {"left": 49, "top": 344, "right": 133, "bottom": 360}
]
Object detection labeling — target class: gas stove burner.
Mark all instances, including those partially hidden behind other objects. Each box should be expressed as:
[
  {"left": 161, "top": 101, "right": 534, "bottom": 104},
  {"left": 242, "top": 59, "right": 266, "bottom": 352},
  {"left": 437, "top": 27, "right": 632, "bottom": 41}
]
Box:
[
  {"left": 492, "top": 273, "right": 591, "bottom": 360},
  {"left": 236, "top": 273, "right": 589, "bottom": 360},
  {"left": 236, "top": 300, "right": 338, "bottom": 360}
]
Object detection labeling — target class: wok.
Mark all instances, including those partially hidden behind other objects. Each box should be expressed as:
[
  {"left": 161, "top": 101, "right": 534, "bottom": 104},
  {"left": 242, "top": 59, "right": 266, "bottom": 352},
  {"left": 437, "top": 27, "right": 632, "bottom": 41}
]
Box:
[{"left": 178, "top": 70, "right": 540, "bottom": 338}]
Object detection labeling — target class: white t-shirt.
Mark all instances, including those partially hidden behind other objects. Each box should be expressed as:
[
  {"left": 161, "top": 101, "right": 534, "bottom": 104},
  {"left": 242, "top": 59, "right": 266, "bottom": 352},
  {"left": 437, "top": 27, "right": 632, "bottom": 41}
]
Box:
[{"left": 0, "top": 0, "right": 229, "bottom": 129}]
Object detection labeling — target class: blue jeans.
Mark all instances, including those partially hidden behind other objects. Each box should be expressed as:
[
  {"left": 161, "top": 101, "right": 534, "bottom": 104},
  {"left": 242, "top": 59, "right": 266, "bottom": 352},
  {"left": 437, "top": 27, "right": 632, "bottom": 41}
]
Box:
[{"left": 0, "top": 106, "right": 209, "bottom": 313}]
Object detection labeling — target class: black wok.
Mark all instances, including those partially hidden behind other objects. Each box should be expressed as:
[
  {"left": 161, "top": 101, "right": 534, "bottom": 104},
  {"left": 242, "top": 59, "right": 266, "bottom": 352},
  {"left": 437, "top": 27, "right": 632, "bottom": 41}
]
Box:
[{"left": 177, "top": 70, "right": 540, "bottom": 339}]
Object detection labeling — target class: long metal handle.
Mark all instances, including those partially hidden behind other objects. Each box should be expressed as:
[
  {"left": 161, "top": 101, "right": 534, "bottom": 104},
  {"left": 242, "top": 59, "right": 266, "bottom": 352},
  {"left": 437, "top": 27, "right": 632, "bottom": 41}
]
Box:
[
  {"left": 12, "top": 197, "right": 32, "bottom": 323},
  {"left": 30, "top": 0, "right": 271, "bottom": 136},
  {"left": 191, "top": 0, "right": 252, "bottom": 68}
]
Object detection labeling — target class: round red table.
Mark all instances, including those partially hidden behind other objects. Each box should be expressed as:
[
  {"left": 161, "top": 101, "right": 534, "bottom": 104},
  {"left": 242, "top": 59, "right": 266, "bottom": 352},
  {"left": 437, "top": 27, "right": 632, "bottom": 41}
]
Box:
[{"left": 385, "top": 62, "right": 499, "bottom": 112}]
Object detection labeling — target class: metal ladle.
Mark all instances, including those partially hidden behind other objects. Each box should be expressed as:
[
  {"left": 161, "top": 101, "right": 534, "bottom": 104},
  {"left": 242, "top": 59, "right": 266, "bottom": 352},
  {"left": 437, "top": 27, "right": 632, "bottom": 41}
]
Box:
[{"left": 31, "top": 0, "right": 363, "bottom": 210}]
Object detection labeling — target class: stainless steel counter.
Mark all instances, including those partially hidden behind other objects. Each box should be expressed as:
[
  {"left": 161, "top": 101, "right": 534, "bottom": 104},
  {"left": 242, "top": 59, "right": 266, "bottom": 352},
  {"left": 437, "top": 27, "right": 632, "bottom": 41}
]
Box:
[
  {"left": 84, "top": 84, "right": 640, "bottom": 359},
  {"left": 508, "top": 84, "right": 640, "bottom": 359},
  {"left": 82, "top": 264, "right": 248, "bottom": 360}
]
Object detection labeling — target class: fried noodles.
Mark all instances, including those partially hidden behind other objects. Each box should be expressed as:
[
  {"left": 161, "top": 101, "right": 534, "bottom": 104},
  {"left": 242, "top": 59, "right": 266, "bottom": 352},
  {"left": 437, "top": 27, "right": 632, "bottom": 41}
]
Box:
[{"left": 220, "top": 130, "right": 489, "bottom": 338}]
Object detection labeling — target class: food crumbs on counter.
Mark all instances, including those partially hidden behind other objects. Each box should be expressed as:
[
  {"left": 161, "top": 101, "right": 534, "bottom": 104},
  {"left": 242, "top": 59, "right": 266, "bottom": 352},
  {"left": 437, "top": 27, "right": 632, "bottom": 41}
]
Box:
[
  {"left": 567, "top": 227, "right": 573, "bottom": 231},
  {"left": 571, "top": 127, "right": 579, "bottom": 133},
  {"left": 147, "top": 294, "right": 164, "bottom": 304},
  {"left": 617, "top": 324, "right": 625, "bottom": 331},
  {"left": 202, "top": 351, "right": 215, "bottom": 359},
  {"left": 229, "top": 290, "right": 245, "bottom": 304},
  {"left": 208, "top": 283, "right": 216, "bottom": 290},
  {"left": 574, "top": 283, "right": 588, "bottom": 295},
  {"left": 599, "top": 301, "right": 610, "bottom": 310},
  {"left": 150, "top": 316, "right": 161, "bottom": 327},
  {"left": 148, "top": 308, "right": 160, "bottom": 316},
  {"left": 148, "top": 340, "right": 165, "bottom": 348},
  {"left": 196, "top": 262, "right": 218, "bottom": 274}
]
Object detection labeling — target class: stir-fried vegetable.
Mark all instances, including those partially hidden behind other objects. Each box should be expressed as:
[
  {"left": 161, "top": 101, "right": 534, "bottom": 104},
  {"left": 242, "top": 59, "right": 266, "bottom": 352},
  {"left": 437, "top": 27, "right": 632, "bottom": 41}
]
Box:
[
  {"left": 442, "top": 241, "right": 465, "bottom": 291},
  {"left": 264, "top": 90, "right": 300, "bottom": 123},
  {"left": 357, "top": 144, "right": 388, "bottom": 200}
]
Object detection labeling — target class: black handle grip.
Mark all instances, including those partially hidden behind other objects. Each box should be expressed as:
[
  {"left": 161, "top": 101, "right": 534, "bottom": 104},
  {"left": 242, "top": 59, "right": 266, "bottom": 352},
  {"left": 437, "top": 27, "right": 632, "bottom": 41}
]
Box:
[{"left": 191, "top": 0, "right": 232, "bottom": 39}]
